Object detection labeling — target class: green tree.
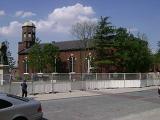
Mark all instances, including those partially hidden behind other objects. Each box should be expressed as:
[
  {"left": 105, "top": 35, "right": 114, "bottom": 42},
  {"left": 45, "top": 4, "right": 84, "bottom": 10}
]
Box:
[
  {"left": 29, "top": 38, "right": 60, "bottom": 73},
  {"left": 152, "top": 41, "right": 160, "bottom": 72},
  {"left": 113, "top": 28, "right": 130, "bottom": 72},
  {"left": 113, "top": 28, "right": 152, "bottom": 72},
  {"left": 28, "top": 41, "right": 43, "bottom": 73},
  {"left": 152, "top": 53, "right": 160, "bottom": 72},
  {"left": 157, "top": 41, "right": 160, "bottom": 53},
  {"left": 94, "top": 16, "right": 115, "bottom": 72},
  {"left": 126, "top": 37, "right": 151, "bottom": 72},
  {"left": 94, "top": 16, "right": 152, "bottom": 73},
  {"left": 42, "top": 43, "right": 59, "bottom": 73}
]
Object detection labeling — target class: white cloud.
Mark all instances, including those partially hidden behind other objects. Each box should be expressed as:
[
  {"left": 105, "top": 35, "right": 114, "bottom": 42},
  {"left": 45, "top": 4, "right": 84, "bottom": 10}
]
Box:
[
  {"left": 22, "top": 12, "right": 36, "bottom": 18},
  {"left": 48, "top": 3, "right": 94, "bottom": 21},
  {"left": 0, "top": 21, "right": 22, "bottom": 37},
  {"left": 15, "top": 11, "right": 23, "bottom": 17},
  {"left": 0, "top": 3, "right": 96, "bottom": 38},
  {"left": 0, "top": 10, "right": 5, "bottom": 16},
  {"left": 34, "top": 3, "right": 97, "bottom": 33},
  {"left": 15, "top": 11, "right": 36, "bottom": 18}
]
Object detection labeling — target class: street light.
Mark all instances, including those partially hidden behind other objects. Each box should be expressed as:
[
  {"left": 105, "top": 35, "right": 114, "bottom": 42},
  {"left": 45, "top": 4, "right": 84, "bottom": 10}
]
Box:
[
  {"left": 85, "top": 52, "right": 94, "bottom": 73},
  {"left": 67, "top": 53, "right": 76, "bottom": 73},
  {"left": 23, "top": 56, "right": 28, "bottom": 74}
]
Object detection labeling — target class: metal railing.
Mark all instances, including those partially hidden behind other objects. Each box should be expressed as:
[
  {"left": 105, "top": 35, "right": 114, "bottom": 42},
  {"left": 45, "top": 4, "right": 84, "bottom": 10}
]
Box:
[{"left": 0, "top": 73, "right": 160, "bottom": 95}]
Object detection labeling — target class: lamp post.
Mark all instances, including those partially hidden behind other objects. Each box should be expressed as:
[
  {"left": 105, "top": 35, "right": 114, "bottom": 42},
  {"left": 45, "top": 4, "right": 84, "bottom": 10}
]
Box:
[
  {"left": 68, "top": 53, "right": 76, "bottom": 73},
  {"left": 86, "top": 52, "right": 93, "bottom": 73},
  {"left": 23, "top": 56, "right": 28, "bottom": 74},
  {"left": 71, "top": 54, "right": 74, "bottom": 73}
]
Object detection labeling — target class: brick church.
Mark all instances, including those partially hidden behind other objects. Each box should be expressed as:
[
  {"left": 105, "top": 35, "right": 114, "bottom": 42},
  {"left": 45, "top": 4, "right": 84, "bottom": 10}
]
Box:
[{"left": 18, "top": 21, "right": 95, "bottom": 75}]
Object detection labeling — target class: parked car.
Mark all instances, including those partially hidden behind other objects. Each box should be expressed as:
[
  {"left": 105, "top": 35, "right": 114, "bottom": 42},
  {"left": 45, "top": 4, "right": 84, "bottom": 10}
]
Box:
[{"left": 0, "top": 93, "right": 43, "bottom": 120}]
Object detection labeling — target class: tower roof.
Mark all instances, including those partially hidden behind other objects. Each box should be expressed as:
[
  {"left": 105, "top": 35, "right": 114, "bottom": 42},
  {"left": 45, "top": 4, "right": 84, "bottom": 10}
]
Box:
[{"left": 22, "top": 21, "right": 35, "bottom": 27}]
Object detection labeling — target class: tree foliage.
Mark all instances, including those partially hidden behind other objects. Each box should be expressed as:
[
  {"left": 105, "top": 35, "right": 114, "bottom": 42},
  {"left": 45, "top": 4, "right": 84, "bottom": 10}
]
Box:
[
  {"left": 28, "top": 39, "right": 59, "bottom": 73},
  {"left": 71, "top": 21, "right": 97, "bottom": 41},
  {"left": 94, "top": 16, "right": 115, "bottom": 72},
  {"left": 113, "top": 28, "right": 152, "bottom": 72},
  {"left": 42, "top": 44, "right": 59, "bottom": 72},
  {"left": 152, "top": 41, "right": 160, "bottom": 72},
  {"left": 28, "top": 42, "right": 42, "bottom": 72},
  {"left": 94, "top": 17, "right": 152, "bottom": 73}
]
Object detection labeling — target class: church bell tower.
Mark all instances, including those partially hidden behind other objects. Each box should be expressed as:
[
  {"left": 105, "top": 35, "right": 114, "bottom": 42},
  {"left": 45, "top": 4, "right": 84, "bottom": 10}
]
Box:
[
  {"left": 22, "top": 21, "right": 36, "bottom": 49},
  {"left": 18, "top": 21, "right": 36, "bottom": 76}
]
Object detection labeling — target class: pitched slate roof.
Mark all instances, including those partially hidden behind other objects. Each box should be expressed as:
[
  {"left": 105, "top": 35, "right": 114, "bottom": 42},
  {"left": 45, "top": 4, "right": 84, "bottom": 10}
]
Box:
[{"left": 18, "top": 40, "right": 94, "bottom": 55}]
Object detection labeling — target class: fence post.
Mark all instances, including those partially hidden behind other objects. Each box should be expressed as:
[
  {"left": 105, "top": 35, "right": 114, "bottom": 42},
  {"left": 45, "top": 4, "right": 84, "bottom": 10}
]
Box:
[
  {"left": 81, "top": 73, "right": 85, "bottom": 91},
  {"left": 37, "top": 73, "right": 44, "bottom": 93},
  {"left": 9, "top": 74, "right": 11, "bottom": 94},
  {"left": 96, "top": 73, "right": 98, "bottom": 81},
  {"left": 69, "top": 73, "right": 72, "bottom": 81},
  {"left": 31, "top": 73, "right": 33, "bottom": 94},
  {"left": 43, "top": 74, "right": 45, "bottom": 93},
  {"left": 51, "top": 73, "right": 57, "bottom": 93},
  {"left": 147, "top": 73, "right": 148, "bottom": 79},
  {"left": 0, "top": 74, "right": 3, "bottom": 85},
  {"left": 124, "top": 73, "right": 126, "bottom": 88},
  {"left": 139, "top": 73, "right": 142, "bottom": 87},
  {"left": 139, "top": 73, "right": 141, "bottom": 80},
  {"left": 146, "top": 73, "right": 149, "bottom": 87},
  {"left": 51, "top": 73, "right": 53, "bottom": 93}
]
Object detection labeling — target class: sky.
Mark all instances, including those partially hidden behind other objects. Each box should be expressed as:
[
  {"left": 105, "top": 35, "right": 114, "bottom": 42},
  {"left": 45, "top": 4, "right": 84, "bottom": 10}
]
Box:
[{"left": 0, "top": 0, "right": 160, "bottom": 65}]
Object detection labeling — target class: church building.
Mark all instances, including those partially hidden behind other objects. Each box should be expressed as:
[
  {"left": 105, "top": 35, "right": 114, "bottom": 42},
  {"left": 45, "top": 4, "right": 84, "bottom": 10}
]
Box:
[{"left": 18, "top": 21, "right": 95, "bottom": 76}]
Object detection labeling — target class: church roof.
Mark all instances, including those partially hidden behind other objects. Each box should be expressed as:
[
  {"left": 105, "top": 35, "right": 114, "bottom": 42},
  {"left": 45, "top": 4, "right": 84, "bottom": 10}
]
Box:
[{"left": 18, "top": 40, "right": 94, "bottom": 55}]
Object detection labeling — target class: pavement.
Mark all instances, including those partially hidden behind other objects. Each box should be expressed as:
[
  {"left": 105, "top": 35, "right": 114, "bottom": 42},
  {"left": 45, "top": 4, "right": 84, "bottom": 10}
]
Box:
[{"left": 29, "top": 86, "right": 159, "bottom": 101}]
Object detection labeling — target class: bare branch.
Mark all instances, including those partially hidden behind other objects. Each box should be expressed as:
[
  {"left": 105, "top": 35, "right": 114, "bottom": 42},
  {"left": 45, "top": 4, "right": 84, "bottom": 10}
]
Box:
[{"left": 71, "top": 21, "right": 97, "bottom": 40}]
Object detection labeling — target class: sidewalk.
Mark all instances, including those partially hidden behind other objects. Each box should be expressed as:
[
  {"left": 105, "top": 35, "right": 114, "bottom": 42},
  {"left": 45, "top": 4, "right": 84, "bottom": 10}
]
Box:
[{"left": 29, "top": 86, "right": 158, "bottom": 101}]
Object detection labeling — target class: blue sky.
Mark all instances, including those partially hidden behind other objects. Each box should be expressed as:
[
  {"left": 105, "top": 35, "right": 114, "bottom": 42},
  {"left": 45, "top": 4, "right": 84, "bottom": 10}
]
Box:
[{"left": 0, "top": 0, "right": 160, "bottom": 64}]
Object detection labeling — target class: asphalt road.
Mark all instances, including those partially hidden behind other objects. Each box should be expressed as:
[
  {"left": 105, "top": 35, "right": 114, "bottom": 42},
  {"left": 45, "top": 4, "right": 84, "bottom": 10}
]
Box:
[{"left": 41, "top": 88, "right": 160, "bottom": 120}]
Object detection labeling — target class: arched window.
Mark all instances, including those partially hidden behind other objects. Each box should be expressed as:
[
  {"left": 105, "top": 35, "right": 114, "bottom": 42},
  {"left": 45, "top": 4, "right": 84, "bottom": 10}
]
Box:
[
  {"left": 28, "top": 33, "right": 31, "bottom": 37},
  {"left": 23, "top": 33, "right": 26, "bottom": 38}
]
